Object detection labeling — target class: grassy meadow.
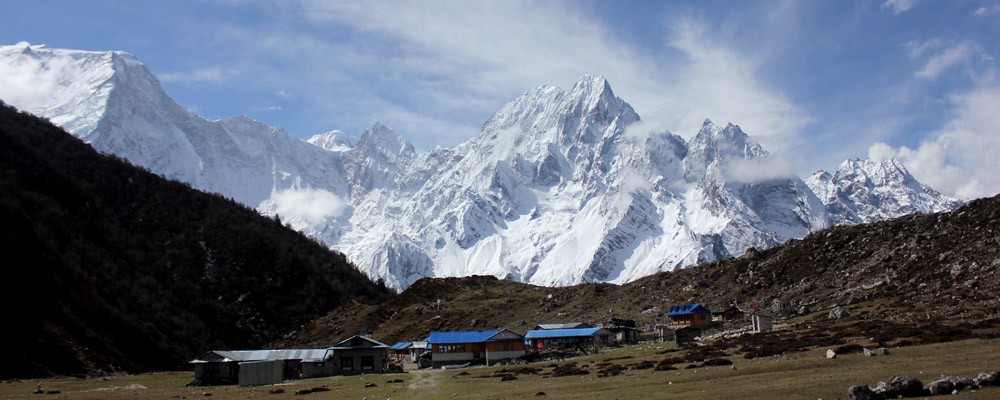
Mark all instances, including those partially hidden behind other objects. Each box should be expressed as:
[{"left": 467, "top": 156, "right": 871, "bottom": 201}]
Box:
[{"left": 2, "top": 338, "right": 998, "bottom": 400}]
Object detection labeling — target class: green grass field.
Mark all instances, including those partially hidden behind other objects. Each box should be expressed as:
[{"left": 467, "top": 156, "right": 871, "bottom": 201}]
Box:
[{"left": 3, "top": 338, "right": 998, "bottom": 400}]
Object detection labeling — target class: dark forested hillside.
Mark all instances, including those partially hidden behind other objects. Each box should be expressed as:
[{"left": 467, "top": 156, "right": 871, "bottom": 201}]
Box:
[{"left": 0, "top": 102, "right": 393, "bottom": 379}]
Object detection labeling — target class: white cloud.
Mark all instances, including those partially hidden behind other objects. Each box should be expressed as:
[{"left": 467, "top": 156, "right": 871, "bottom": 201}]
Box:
[
  {"left": 868, "top": 81, "right": 1000, "bottom": 199},
  {"left": 904, "top": 38, "right": 943, "bottom": 59},
  {"left": 915, "top": 42, "right": 978, "bottom": 79},
  {"left": 724, "top": 156, "right": 797, "bottom": 184},
  {"left": 882, "top": 0, "right": 916, "bottom": 15},
  {"left": 660, "top": 16, "right": 810, "bottom": 151},
  {"left": 158, "top": 67, "right": 231, "bottom": 84},
  {"left": 278, "top": 1, "right": 806, "bottom": 150},
  {"left": 271, "top": 187, "right": 349, "bottom": 226},
  {"left": 974, "top": 5, "right": 1000, "bottom": 16}
]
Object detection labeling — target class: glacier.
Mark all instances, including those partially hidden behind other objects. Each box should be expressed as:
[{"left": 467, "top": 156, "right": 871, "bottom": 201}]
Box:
[{"left": 0, "top": 42, "right": 962, "bottom": 289}]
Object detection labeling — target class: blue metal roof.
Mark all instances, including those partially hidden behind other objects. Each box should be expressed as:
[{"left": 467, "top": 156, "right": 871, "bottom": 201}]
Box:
[
  {"left": 426, "top": 329, "right": 521, "bottom": 344},
  {"left": 524, "top": 328, "right": 610, "bottom": 339},
  {"left": 390, "top": 342, "right": 412, "bottom": 350},
  {"left": 665, "top": 303, "right": 713, "bottom": 316}
]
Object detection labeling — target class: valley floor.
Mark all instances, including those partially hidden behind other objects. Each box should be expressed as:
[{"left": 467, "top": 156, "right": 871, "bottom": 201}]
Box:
[{"left": 2, "top": 338, "right": 998, "bottom": 400}]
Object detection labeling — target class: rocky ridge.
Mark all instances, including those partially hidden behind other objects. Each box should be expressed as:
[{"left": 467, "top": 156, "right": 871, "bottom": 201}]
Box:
[{"left": 277, "top": 193, "right": 999, "bottom": 350}]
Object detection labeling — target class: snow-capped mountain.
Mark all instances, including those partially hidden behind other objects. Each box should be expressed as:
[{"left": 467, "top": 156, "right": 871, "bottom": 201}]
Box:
[
  {"left": 0, "top": 42, "right": 350, "bottom": 209},
  {"left": 0, "top": 43, "right": 962, "bottom": 289},
  {"left": 805, "top": 158, "right": 963, "bottom": 225}
]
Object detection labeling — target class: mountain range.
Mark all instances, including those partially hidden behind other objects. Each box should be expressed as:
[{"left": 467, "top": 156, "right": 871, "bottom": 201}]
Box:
[{"left": 0, "top": 42, "right": 962, "bottom": 289}]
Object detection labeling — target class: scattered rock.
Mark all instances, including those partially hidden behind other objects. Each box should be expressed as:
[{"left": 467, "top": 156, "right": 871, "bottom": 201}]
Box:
[
  {"left": 946, "top": 375, "right": 976, "bottom": 391},
  {"left": 975, "top": 371, "right": 1000, "bottom": 386},
  {"left": 535, "top": 392, "right": 546, "bottom": 396},
  {"left": 826, "top": 349, "right": 837, "bottom": 359},
  {"left": 925, "top": 378, "right": 955, "bottom": 395},
  {"left": 828, "top": 306, "right": 850, "bottom": 319},
  {"left": 847, "top": 385, "right": 876, "bottom": 400},
  {"left": 364, "top": 382, "right": 378, "bottom": 388},
  {"left": 268, "top": 389, "right": 285, "bottom": 394},
  {"left": 872, "top": 376, "right": 927, "bottom": 398}
]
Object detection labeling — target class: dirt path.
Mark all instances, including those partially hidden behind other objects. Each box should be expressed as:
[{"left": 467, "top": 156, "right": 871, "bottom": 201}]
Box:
[{"left": 407, "top": 368, "right": 441, "bottom": 395}]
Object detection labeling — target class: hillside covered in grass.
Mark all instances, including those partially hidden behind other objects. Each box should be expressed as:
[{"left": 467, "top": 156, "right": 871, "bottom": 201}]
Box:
[{"left": 0, "top": 102, "right": 393, "bottom": 379}]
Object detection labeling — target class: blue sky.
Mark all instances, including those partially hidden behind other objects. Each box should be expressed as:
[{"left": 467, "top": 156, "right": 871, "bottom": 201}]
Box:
[{"left": 1, "top": 0, "right": 998, "bottom": 198}]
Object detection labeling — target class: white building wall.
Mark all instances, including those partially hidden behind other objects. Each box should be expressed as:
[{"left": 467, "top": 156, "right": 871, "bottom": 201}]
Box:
[
  {"left": 433, "top": 352, "right": 474, "bottom": 362},
  {"left": 486, "top": 350, "right": 524, "bottom": 361}
]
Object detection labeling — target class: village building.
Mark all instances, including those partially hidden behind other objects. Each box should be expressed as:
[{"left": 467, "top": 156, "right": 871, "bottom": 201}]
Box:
[
  {"left": 653, "top": 324, "right": 675, "bottom": 342},
  {"left": 327, "top": 335, "right": 393, "bottom": 375},
  {"left": 712, "top": 305, "right": 745, "bottom": 323},
  {"left": 665, "top": 303, "right": 714, "bottom": 328},
  {"left": 189, "top": 349, "right": 331, "bottom": 386},
  {"left": 408, "top": 341, "right": 429, "bottom": 362},
  {"left": 751, "top": 314, "right": 774, "bottom": 333},
  {"left": 426, "top": 329, "right": 525, "bottom": 368},
  {"left": 390, "top": 340, "right": 430, "bottom": 363},
  {"left": 673, "top": 326, "right": 703, "bottom": 345},
  {"left": 525, "top": 327, "right": 613, "bottom": 352},
  {"left": 605, "top": 318, "right": 639, "bottom": 344},
  {"left": 390, "top": 342, "right": 412, "bottom": 363},
  {"left": 532, "top": 322, "right": 594, "bottom": 330}
]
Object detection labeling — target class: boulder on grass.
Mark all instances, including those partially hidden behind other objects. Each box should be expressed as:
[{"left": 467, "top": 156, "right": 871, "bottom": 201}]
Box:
[
  {"left": 873, "top": 376, "right": 927, "bottom": 398},
  {"left": 975, "top": 371, "right": 1000, "bottom": 386},
  {"left": 847, "top": 385, "right": 876, "bottom": 400},
  {"left": 925, "top": 378, "right": 954, "bottom": 395}
]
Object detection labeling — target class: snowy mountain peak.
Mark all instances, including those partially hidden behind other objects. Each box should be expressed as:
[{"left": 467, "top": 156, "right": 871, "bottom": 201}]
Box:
[
  {"left": 308, "top": 129, "right": 355, "bottom": 152},
  {"left": 805, "top": 157, "right": 963, "bottom": 225},
  {"left": 0, "top": 43, "right": 121, "bottom": 139},
  {"left": 481, "top": 74, "right": 639, "bottom": 152},
  {"left": 357, "top": 122, "right": 415, "bottom": 161},
  {"left": 684, "top": 119, "right": 769, "bottom": 181},
  {"left": 568, "top": 74, "right": 614, "bottom": 105}
]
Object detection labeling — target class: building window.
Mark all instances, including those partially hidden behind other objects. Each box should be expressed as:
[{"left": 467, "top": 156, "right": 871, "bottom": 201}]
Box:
[
  {"left": 361, "top": 356, "right": 374, "bottom": 370},
  {"left": 438, "top": 345, "right": 466, "bottom": 353},
  {"left": 340, "top": 357, "right": 353, "bottom": 371}
]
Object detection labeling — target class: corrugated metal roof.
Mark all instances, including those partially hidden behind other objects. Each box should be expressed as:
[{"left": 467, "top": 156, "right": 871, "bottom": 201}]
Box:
[
  {"left": 426, "top": 329, "right": 523, "bottom": 344},
  {"left": 525, "top": 328, "right": 611, "bottom": 339},
  {"left": 665, "top": 303, "right": 713, "bottom": 316},
  {"left": 328, "top": 335, "right": 391, "bottom": 349},
  {"left": 390, "top": 342, "right": 412, "bottom": 350},
  {"left": 534, "top": 322, "right": 593, "bottom": 330},
  {"left": 190, "top": 349, "right": 331, "bottom": 363}
]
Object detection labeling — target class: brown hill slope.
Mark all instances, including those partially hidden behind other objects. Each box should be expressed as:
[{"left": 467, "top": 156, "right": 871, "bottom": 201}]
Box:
[
  {"left": 277, "top": 194, "right": 999, "bottom": 348},
  {"left": 0, "top": 102, "right": 393, "bottom": 379}
]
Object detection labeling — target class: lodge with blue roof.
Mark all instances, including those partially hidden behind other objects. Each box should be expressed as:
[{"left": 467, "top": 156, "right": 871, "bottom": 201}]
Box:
[
  {"left": 524, "top": 327, "right": 613, "bottom": 352},
  {"left": 664, "top": 303, "right": 714, "bottom": 327},
  {"left": 426, "top": 329, "right": 525, "bottom": 367}
]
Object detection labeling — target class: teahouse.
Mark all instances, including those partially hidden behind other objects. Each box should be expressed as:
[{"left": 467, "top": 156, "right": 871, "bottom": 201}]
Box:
[
  {"left": 665, "top": 303, "right": 713, "bottom": 327},
  {"left": 426, "top": 329, "right": 525, "bottom": 368}
]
